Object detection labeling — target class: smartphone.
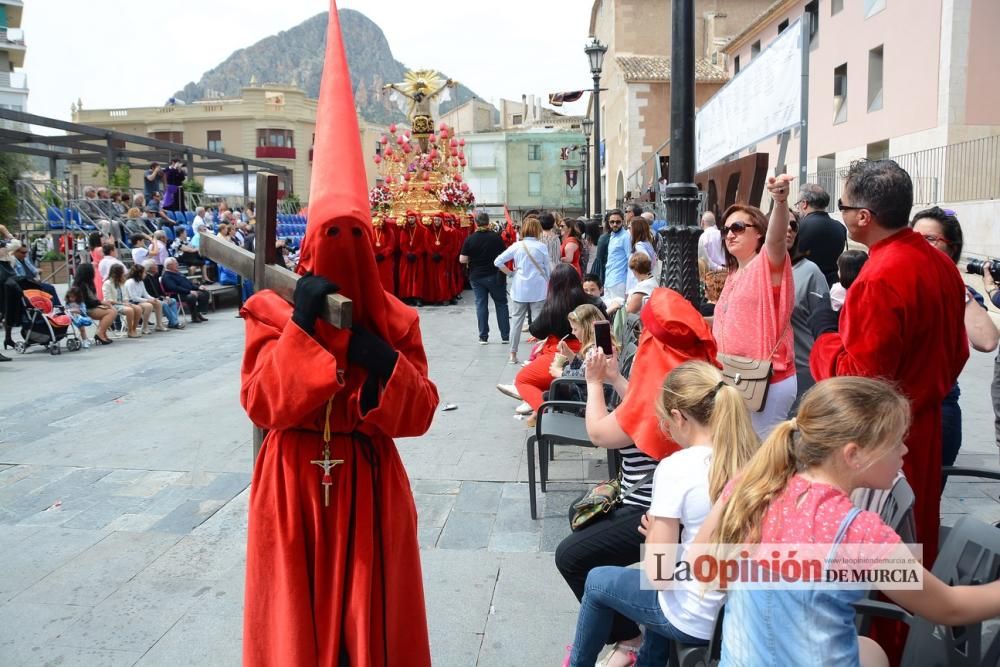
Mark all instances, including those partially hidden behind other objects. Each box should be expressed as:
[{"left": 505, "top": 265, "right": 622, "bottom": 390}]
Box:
[{"left": 593, "top": 320, "right": 613, "bottom": 355}]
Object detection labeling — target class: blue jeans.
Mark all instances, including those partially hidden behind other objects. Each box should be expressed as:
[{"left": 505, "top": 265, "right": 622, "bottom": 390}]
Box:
[
  {"left": 571, "top": 566, "right": 706, "bottom": 666},
  {"left": 162, "top": 298, "right": 179, "bottom": 327},
  {"left": 941, "top": 382, "right": 962, "bottom": 467},
  {"left": 470, "top": 273, "right": 510, "bottom": 342}
]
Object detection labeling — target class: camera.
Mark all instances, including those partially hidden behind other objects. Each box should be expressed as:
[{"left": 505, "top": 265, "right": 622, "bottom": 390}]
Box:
[{"left": 966, "top": 258, "right": 1000, "bottom": 282}]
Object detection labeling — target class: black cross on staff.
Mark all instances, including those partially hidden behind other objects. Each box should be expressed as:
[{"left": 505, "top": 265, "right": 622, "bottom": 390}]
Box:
[{"left": 198, "top": 173, "right": 354, "bottom": 462}]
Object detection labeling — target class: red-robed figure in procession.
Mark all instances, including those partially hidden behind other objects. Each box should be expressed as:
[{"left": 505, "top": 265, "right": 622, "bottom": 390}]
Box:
[
  {"left": 372, "top": 217, "right": 398, "bottom": 295},
  {"left": 239, "top": 4, "right": 439, "bottom": 665},
  {"left": 424, "top": 211, "right": 455, "bottom": 305},
  {"left": 398, "top": 210, "right": 429, "bottom": 305}
]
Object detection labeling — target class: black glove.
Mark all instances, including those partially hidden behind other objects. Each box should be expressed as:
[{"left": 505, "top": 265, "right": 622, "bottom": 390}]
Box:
[
  {"left": 374, "top": 253, "right": 385, "bottom": 263},
  {"left": 406, "top": 252, "right": 417, "bottom": 262},
  {"left": 809, "top": 294, "right": 840, "bottom": 338},
  {"left": 348, "top": 324, "right": 398, "bottom": 381},
  {"left": 292, "top": 273, "right": 340, "bottom": 335},
  {"left": 431, "top": 253, "right": 442, "bottom": 262}
]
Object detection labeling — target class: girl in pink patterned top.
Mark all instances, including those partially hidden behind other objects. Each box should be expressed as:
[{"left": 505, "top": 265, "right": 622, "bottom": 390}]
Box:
[
  {"left": 695, "top": 377, "right": 1000, "bottom": 667},
  {"left": 713, "top": 175, "right": 797, "bottom": 439}
]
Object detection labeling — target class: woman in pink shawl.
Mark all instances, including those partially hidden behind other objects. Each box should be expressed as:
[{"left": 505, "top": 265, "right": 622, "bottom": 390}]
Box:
[{"left": 713, "top": 175, "right": 797, "bottom": 438}]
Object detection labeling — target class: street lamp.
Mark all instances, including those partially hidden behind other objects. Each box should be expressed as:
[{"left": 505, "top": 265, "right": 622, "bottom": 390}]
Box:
[
  {"left": 659, "top": 0, "right": 702, "bottom": 305},
  {"left": 581, "top": 118, "right": 593, "bottom": 218},
  {"left": 584, "top": 37, "right": 607, "bottom": 218}
]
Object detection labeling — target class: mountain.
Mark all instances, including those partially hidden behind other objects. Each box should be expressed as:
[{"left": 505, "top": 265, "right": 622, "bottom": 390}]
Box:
[{"left": 172, "top": 10, "right": 481, "bottom": 125}]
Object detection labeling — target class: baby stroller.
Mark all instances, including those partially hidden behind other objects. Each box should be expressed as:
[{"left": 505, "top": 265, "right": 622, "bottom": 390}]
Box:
[{"left": 15, "top": 289, "right": 80, "bottom": 355}]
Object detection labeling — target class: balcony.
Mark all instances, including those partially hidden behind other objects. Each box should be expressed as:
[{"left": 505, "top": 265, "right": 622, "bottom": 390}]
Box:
[
  {"left": 0, "top": 28, "right": 25, "bottom": 67},
  {"left": 256, "top": 146, "right": 296, "bottom": 159}
]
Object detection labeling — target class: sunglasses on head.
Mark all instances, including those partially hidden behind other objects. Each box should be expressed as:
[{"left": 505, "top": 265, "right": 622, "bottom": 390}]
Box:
[{"left": 722, "top": 221, "right": 753, "bottom": 235}]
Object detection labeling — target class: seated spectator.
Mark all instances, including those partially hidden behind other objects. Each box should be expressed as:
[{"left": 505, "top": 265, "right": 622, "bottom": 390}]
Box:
[
  {"left": 829, "top": 249, "right": 868, "bottom": 312},
  {"left": 110, "top": 190, "right": 127, "bottom": 218},
  {"left": 70, "top": 263, "right": 117, "bottom": 345},
  {"left": 556, "top": 288, "right": 721, "bottom": 665},
  {"left": 102, "top": 262, "right": 142, "bottom": 337},
  {"left": 7, "top": 239, "right": 61, "bottom": 306},
  {"left": 130, "top": 233, "right": 151, "bottom": 266},
  {"left": 124, "top": 207, "right": 154, "bottom": 240},
  {"left": 171, "top": 227, "right": 210, "bottom": 282},
  {"left": 97, "top": 242, "right": 125, "bottom": 283},
  {"left": 124, "top": 264, "right": 166, "bottom": 332},
  {"left": 192, "top": 206, "right": 208, "bottom": 232},
  {"left": 146, "top": 191, "right": 172, "bottom": 227},
  {"left": 142, "top": 259, "right": 182, "bottom": 328},
  {"left": 566, "top": 361, "right": 757, "bottom": 666},
  {"left": 496, "top": 264, "right": 606, "bottom": 425},
  {"left": 161, "top": 257, "right": 209, "bottom": 322},
  {"left": 549, "top": 304, "right": 605, "bottom": 379},
  {"left": 624, "top": 251, "right": 657, "bottom": 314},
  {"left": 149, "top": 230, "right": 169, "bottom": 267}
]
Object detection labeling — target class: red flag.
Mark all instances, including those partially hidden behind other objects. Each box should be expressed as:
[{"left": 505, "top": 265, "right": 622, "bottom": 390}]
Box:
[{"left": 548, "top": 90, "right": 585, "bottom": 106}]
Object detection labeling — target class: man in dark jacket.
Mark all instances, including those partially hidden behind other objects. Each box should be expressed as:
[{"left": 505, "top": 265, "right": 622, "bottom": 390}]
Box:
[
  {"left": 460, "top": 212, "right": 510, "bottom": 344},
  {"left": 161, "top": 257, "right": 210, "bottom": 322},
  {"left": 795, "top": 183, "right": 847, "bottom": 286}
]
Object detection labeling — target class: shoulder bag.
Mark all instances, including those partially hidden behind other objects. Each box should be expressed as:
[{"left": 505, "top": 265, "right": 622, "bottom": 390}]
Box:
[
  {"left": 568, "top": 470, "right": 655, "bottom": 531},
  {"left": 520, "top": 241, "right": 546, "bottom": 276},
  {"left": 717, "top": 319, "right": 790, "bottom": 412}
]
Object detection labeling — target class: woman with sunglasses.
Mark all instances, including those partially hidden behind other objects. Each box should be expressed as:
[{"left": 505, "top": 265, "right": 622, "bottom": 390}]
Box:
[
  {"left": 910, "top": 207, "right": 999, "bottom": 468},
  {"left": 557, "top": 214, "right": 583, "bottom": 276},
  {"left": 714, "top": 175, "right": 797, "bottom": 439}
]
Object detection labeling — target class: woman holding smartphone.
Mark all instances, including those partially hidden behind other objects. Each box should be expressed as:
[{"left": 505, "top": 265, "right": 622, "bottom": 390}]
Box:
[{"left": 496, "top": 264, "right": 606, "bottom": 425}]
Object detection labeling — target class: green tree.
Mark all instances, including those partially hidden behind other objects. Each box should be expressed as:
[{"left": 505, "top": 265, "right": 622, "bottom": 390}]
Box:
[
  {"left": 182, "top": 178, "right": 204, "bottom": 193},
  {"left": 0, "top": 152, "right": 29, "bottom": 228}
]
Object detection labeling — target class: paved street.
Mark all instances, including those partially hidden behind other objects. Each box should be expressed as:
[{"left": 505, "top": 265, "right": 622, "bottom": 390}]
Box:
[{"left": 0, "top": 294, "right": 998, "bottom": 666}]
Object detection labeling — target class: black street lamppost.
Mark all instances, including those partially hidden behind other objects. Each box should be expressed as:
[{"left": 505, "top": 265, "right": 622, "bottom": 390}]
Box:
[
  {"left": 659, "top": 0, "right": 702, "bottom": 305},
  {"left": 581, "top": 118, "right": 593, "bottom": 218},
  {"left": 585, "top": 38, "right": 607, "bottom": 219}
]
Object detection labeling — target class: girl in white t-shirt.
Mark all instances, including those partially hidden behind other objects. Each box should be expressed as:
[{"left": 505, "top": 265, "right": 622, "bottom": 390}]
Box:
[{"left": 564, "top": 361, "right": 759, "bottom": 667}]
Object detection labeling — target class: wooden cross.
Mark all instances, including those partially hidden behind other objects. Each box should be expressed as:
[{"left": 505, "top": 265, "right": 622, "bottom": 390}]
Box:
[
  {"left": 198, "top": 173, "right": 354, "bottom": 463},
  {"left": 311, "top": 448, "right": 345, "bottom": 507}
]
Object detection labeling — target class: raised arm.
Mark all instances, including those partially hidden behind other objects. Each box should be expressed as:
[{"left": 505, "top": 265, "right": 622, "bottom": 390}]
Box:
[{"left": 764, "top": 174, "right": 794, "bottom": 270}]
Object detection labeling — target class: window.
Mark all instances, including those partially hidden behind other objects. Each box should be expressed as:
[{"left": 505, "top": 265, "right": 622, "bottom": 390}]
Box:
[
  {"left": 833, "top": 63, "right": 848, "bottom": 124},
  {"left": 207, "top": 130, "right": 223, "bottom": 153},
  {"left": 778, "top": 19, "right": 789, "bottom": 33},
  {"left": 866, "top": 139, "right": 889, "bottom": 160},
  {"left": 831, "top": 0, "right": 843, "bottom": 15},
  {"left": 864, "top": 0, "right": 886, "bottom": 18},
  {"left": 149, "top": 131, "right": 183, "bottom": 144},
  {"left": 257, "top": 128, "right": 294, "bottom": 148},
  {"left": 805, "top": 1, "right": 819, "bottom": 40},
  {"left": 374, "top": 140, "right": 383, "bottom": 157},
  {"left": 751, "top": 41, "right": 761, "bottom": 59},
  {"left": 528, "top": 144, "right": 542, "bottom": 161},
  {"left": 468, "top": 144, "right": 495, "bottom": 168},
  {"left": 734, "top": 55, "right": 741, "bottom": 74},
  {"left": 528, "top": 172, "right": 541, "bottom": 196},
  {"left": 867, "top": 46, "right": 884, "bottom": 112},
  {"left": 511, "top": 114, "right": 523, "bottom": 126}
]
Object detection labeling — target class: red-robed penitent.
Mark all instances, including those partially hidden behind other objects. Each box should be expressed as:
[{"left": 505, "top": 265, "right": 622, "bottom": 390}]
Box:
[
  {"left": 240, "top": 5, "right": 439, "bottom": 665},
  {"left": 398, "top": 212, "right": 429, "bottom": 301},
  {"left": 810, "top": 228, "right": 968, "bottom": 563},
  {"left": 372, "top": 219, "right": 398, "bottom": 296},
  {"left": 424, "top": 213, "right": 454, "bottom": 303}
]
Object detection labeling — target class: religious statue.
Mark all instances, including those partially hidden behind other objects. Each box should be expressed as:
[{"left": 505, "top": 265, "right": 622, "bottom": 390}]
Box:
[{"left": 383, "top": 70, "right": 457, "bottom": 150}]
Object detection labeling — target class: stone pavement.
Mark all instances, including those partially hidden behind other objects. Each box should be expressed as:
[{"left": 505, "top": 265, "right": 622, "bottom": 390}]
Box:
[{"left": 0, "top": 294, "right": 997, "bottom": 666}]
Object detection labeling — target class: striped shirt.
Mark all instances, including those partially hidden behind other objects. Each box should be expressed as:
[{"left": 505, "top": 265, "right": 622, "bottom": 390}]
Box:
[{"left": 620, "top": 445, "right": 657, "bottom": 507}]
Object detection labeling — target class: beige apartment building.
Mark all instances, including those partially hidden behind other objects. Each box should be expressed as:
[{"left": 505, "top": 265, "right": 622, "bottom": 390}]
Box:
[
  {"left": 586, "top": 0, "right": 773, "bottom": 211},
  {"left": 71, "top": 85, "right": 386, "bottom": 201},
  {"left": 720, "top": 0, "right": 1000, "bottom": 254}
]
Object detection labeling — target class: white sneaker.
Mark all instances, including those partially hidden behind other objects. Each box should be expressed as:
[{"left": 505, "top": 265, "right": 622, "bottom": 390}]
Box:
[
  {"left": 496, "top": 383, "right": 522, "bottom": 400},
  {"left": 515, "top": 401, "right": 533, "bottom": 415},
  {"left": 81, "top": 340, "right": 92, "bottom": 349}
]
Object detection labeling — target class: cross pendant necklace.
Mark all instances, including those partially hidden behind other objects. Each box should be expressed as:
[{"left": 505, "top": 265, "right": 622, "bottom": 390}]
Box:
[{"left": 311, "top": 443, "right": 344, "bottom": 507}]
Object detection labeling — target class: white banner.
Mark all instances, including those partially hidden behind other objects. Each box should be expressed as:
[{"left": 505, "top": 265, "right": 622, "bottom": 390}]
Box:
[{"left": 696, "top": 19, "right": 803, "bottom": 172}]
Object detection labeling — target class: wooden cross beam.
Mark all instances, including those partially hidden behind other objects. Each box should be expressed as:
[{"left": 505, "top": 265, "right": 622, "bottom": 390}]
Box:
[{"left": 197, "top": 172, "right": 353, "bottom": 462}]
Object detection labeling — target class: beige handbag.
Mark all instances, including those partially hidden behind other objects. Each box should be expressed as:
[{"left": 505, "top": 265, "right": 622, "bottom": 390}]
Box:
[{"left": 718, "top": 320, "right": 790, "bottom": 413}]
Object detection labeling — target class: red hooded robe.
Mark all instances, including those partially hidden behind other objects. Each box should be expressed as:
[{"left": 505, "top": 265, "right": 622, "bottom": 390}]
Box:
[
  {"left": 372, "top": 219, "right": 398, "bottom": 296},
  {"left": 398, "top": 212, "right": 429, "bottom": 301},
  {"left": 615, "top": 288, "right": 719, "bottom": 460},
  {"left": 424, "top": 213, "right": 454, "bottom": 303},
  {"left": 240, "top": 5, "right": 439, "bottom": 665}
]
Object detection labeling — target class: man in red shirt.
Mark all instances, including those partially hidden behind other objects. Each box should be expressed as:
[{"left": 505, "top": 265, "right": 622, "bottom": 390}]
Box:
[{"left": 810, "top": 158, "right": 968, "bottom": 562}]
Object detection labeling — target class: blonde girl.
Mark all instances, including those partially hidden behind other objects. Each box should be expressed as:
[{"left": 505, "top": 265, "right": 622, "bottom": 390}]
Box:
[
  {"left": 565, "top": 361, "right": 758, "bottom": 666},
  {"left": 551, "top": 304, "right": 607, "bottom": 378},
  {"left": 696, "top": 377, "right": 1000, "bottom": 667}
]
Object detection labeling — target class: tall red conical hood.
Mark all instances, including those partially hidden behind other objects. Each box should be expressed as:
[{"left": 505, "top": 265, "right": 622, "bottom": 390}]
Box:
[{"left": 297, "top": 2, "right": 388, "bottom": 338}]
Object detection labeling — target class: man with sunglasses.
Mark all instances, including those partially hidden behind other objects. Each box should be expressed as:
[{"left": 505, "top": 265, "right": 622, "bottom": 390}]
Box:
[
  {"left": 604, "top": 209, "right": 630, "bottom": 301},
  {"left": 794, "top": 183, "right": 846, "bottom": 287},
  {"left": 810, "top": 159, "right": 967, "bottom": 571}
]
